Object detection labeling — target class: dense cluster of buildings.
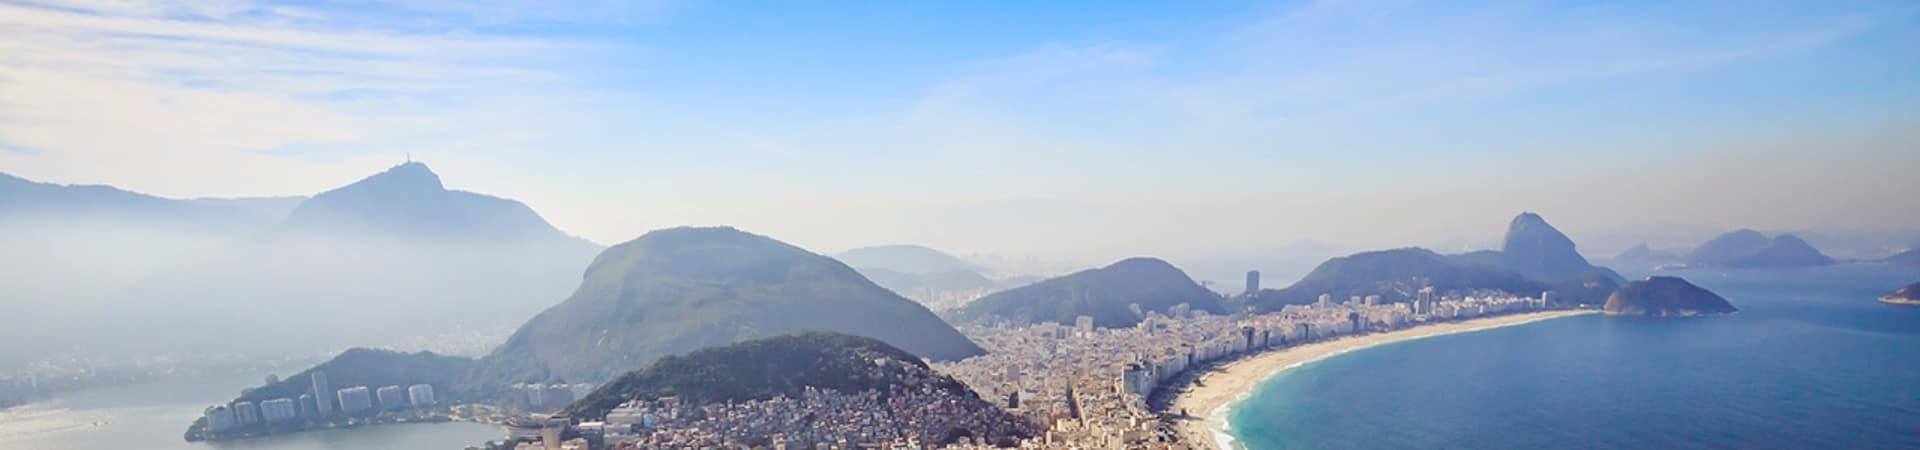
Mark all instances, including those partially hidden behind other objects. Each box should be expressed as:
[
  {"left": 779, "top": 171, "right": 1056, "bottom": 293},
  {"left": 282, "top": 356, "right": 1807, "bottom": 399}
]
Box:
[
  {"left": 476, "top": 291, "right": 1554, "bottom": 450},
  {"left": 936, "top": 292, "right": 1550, "bottom": 448},
  {"left": 487, "top": 383, "right": 1037, "bottom": 450},
  {"left": 199, "top": 370, "right": 440, "bottom": 437}
]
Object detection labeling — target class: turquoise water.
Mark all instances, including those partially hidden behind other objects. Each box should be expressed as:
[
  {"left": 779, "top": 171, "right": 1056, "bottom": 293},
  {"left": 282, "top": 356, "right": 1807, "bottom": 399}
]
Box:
[
  {"left": 0, "top": 369, "right": 499, "bottom": 450},
  {"left": 1228, "top": 264, "right": 1920, "bottom": 449}
]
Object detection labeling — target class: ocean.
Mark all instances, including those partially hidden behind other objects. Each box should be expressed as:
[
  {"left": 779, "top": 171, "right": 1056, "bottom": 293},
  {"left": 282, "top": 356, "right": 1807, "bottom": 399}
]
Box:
[
  {"left": 1226, "top": 264, "right": 1920, "bottom": 449},
  {"left": 0, "top": 369, "right": 498, "bottom": 450}
]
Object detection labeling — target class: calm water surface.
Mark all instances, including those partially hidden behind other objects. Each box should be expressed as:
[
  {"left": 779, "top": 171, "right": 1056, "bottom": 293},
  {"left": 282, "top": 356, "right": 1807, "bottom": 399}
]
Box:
[
  {"left": 1229, "top": 264, "right": 1920, "bottom": 449},
  {"left": 0, "top": 369, "right": 497, "bottom": 450}
]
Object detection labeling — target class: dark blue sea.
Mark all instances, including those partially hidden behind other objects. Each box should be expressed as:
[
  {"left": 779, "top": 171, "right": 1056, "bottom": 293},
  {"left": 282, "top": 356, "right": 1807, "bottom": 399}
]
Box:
[{"left": 1227, "top": 264, "right": 1920, "bottom": 449}]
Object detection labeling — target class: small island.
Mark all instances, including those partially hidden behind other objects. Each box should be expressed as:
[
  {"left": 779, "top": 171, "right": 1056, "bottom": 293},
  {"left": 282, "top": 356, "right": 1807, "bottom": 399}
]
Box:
[
  {"left": 1603, "top": 276, "right": 1737, "bottom": 317},
  {"left": 1880, "top": 283, "right": 1920, "bottom": 306}
]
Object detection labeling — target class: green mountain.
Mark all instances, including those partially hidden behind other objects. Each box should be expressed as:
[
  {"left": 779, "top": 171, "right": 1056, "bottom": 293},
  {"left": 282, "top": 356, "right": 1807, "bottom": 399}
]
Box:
[
  {"left": 953, "top": 257, "right": 1226, "bottom": 328},
  {"left": 1603, "top": 276, "right": 1737, "bottom": 317},
  {"left": 474, "top": 227, "right": 985, "bottom": 384},
  {"left": 561, "top": 332, "right": 969, "bottom": 419},
  {"left": 1249, "top": 248, "right": 1549, "bottom": 310}
]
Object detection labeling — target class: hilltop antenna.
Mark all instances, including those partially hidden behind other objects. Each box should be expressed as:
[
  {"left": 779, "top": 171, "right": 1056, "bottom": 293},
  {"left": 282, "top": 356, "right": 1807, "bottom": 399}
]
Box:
[{"left": 406, "top": 152, "right": 411, "bottom": 163}]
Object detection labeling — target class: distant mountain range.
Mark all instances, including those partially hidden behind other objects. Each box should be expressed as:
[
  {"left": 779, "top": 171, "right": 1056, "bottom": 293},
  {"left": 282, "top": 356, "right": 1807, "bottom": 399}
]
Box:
[
  {"left": 1612, "top": 243, "right": 1683, "bottom": 268},
  {"left": 276, "top": 162, "right": 585, "bottom": 243},
  {"left": 953, "top": 257, "right": 1227, "bottom": 328},
  {"left": 1248, "top": 213, "right": 1622, "bottom": 310},
  {"left": 1, "top": 163, "right": 603, "bottom": 364},
  {"left": 1888, "top": 249, "right": 1920, "bottom": 266},
  {"left": 836, "top": 245, "right": 977, "bottom": 275},
  {"left": 0, "top": 171, "right": 303, "bottom": 232},
  {"left": 1684, "top": 229, "right": 1835, "bottom": 268},
  {"left": 836, "top": 244, "right": 1038, "bottom": 310},
  {"left": 472, "top": 227, "right": 985, "bottom": 385},
  {"left": 194, "top": 226, "right": 991, "bottom": 429}
]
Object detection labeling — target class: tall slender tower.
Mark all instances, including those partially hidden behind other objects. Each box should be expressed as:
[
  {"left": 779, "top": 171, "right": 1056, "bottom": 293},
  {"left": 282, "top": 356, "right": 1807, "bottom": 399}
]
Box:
[{"left": 311, "top": 371, "right": 334, "bottom": 417}]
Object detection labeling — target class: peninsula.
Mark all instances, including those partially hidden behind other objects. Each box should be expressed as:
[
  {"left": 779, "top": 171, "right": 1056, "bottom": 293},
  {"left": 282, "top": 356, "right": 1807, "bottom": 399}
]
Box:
[
  {"left": 1603, "top": 276, "right": 1738, "bottom": 317},
  {"left": 1881, "top": 282, "right": 1920, "bottom": 306}
]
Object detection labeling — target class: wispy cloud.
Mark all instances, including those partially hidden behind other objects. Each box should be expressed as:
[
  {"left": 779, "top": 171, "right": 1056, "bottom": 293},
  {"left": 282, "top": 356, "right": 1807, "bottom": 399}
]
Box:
[{"left": 0, "top": 0, "right": 635, "bottom": 194}]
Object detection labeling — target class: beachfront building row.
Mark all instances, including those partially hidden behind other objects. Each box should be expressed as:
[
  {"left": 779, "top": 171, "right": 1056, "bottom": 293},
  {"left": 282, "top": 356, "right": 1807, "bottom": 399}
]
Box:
[
  {"left": 202, "top": 372, "right": 440, "bottom": 434},
  {"left": 936, "top": 292, "right": 1550, "bottom": 449}
]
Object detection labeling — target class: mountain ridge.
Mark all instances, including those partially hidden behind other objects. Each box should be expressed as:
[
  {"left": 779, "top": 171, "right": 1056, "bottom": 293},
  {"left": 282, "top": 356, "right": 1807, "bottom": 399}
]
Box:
[
  {"left": 953, "top": 257, "right": 1226, "bottom": 328},
  {"left": 473, "top": 226, "right": 986, "bottom": 385}
]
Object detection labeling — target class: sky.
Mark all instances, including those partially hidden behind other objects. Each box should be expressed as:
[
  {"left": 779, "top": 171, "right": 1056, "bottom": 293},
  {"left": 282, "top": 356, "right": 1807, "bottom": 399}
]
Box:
[{"left": 2, "top": 0, "right": 1917, "bottom": 263}]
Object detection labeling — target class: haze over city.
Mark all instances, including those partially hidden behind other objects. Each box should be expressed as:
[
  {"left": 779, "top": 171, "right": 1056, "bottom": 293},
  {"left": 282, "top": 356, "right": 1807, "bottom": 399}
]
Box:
[{"left": 3, "top": 1, "right": 1918, "bottom": 450}]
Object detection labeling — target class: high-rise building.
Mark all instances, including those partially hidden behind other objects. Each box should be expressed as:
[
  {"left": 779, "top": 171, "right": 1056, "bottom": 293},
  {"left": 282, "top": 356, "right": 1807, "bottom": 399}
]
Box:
[
  {"left": 261, "top": 398, "right": 297, "bottom": 423},
  {"left": 232, "top": 401, "right": 261, "bottom": 426},
  {"left": 337, "top": 386, "right": 373, "bottom": 415},
  {"left": 298, "top": 394, "right": 318, "bottom": 418},
  {"left": 1244, "top": 270, "right": 1261, "bottom": 296},
  {"left": 376, "top": 385, "right": 407, "bottom": 411},
  {"left": 408, "top": 384, "right": 436, "bottom": 407},
  {"left": 1074, "top": 315, "right": 1094, "bottom": 334},
  {"left": 1317, "top": 294, "right": 1332, "bottom": 307},
  {"left": 203, "top": 405, "right": 235, "bottom": 432},
  {"left": 1118, "top": 363, "right": 1153, "bottom": 397},
  {"left": 311, "top": 371, "right": 334, "bottom": 417}
]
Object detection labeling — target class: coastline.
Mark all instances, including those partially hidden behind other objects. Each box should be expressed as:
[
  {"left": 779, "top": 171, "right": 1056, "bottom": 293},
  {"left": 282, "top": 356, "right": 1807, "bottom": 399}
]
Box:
[{"left": 1166, "top": 309, "right": 1599, "bottom": 450}]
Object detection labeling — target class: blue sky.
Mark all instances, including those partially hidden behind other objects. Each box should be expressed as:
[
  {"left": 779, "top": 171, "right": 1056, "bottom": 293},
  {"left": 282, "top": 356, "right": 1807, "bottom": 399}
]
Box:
[{"left": 1, "top": 0, "right": 1916, "bottom": 260}]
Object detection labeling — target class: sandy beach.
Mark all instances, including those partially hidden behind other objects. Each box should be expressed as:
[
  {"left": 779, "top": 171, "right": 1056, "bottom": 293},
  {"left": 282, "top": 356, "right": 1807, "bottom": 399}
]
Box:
[{"left": 1166, "top": 309, "right": 1600, "bottom": 450}]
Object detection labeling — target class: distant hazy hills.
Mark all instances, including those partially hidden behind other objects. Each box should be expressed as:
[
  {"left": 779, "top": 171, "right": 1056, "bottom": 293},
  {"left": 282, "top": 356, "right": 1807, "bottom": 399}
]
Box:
[
  {"left": 473, "top": 227, "right": 985, "bottom": 385},
  {"left": 837, "top": 244, "right": 977, "bottom": 275},
  {"left": 1, "top": 163, "right": 603, "bottom": 364},
  {"left": 0, "top": 171, "right": 302, "bottom": 232},
  {"left": 0, "top": 172, "right": 304, "bottom": 365},
  {"left": 1888, "top": 249, "right": 1920, "bottom": 266},
  {"left": 953, "top": 257, "right": 1226, "bottom": 328},
  {"left": 835, "top": 244, "right": 1037, "bottom": 310},
  {"left": 1249, "top": 213, "right": 1622, "bottom": 310},
  {"left": 1249, "top": 248, "right": 1545, "bottom": 307},
  {"left": 1612, "top": 243, "right": 1683, "bottom": 268},
  {"left": 277, "top": 162, "right": 586, "bottom": 243},
  {"left": 1685, "top": 229, "right": 1835, "bottom": 268}
]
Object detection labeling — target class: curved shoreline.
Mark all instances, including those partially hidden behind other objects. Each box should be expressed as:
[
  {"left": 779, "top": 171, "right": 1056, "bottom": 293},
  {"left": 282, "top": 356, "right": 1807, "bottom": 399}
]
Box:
[{"left": 1166, "top": 310, "right": 1599, "bottom": 450}]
